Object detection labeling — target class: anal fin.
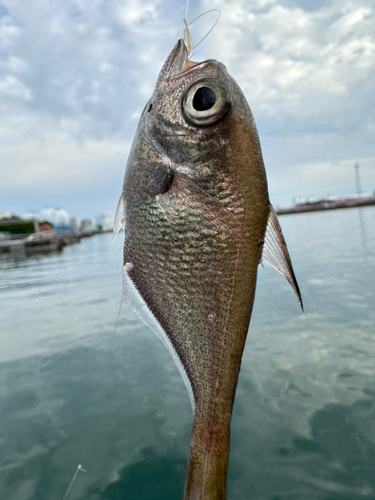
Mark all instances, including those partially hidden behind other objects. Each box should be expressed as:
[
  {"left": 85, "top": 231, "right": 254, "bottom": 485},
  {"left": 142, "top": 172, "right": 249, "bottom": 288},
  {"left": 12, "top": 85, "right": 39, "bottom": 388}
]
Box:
[
  {"left": 262, "top": 206, "right": 303, "bottom": 310},
  {"left": 122, "top": 262, "right": 195, "bottom": 411}
]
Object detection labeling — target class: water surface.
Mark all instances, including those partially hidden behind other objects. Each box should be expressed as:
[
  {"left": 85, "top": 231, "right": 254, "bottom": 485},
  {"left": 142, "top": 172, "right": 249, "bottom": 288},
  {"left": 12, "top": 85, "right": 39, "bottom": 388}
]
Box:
[{"left": 1, "top": 207, "right": 374, "bottom": 500}]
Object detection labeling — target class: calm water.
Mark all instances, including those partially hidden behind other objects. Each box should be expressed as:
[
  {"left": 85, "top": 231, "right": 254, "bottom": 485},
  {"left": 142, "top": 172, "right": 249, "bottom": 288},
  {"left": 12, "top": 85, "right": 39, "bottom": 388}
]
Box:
[{"left": 1, "top": 207, "right": 375, "bottom": 500}]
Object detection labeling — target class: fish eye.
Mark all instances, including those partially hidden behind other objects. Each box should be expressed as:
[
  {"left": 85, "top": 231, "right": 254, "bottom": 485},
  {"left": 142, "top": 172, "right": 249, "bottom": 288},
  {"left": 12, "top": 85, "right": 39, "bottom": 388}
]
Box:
[{"left": 182, "top": 79, "right": 231, "bottom": 127}]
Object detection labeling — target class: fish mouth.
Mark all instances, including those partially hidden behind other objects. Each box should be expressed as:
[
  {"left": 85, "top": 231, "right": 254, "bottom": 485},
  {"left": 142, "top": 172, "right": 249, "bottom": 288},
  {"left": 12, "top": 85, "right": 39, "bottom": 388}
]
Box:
[
  {"left": 177, "top": 59, "right": 209, "bottom": 77},
  {"left": 164, "top": 41, "right": 210, "bottom": 80},
  {"left": 157, "top": 23, "right": 209, "bottom": 81}
]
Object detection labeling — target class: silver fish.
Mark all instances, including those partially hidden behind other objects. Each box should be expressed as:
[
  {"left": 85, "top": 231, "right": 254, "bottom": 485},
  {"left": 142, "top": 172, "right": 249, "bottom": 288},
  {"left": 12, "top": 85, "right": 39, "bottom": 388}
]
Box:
[{"left": 114, "top": 22, "right": 302, "bottom": 500}]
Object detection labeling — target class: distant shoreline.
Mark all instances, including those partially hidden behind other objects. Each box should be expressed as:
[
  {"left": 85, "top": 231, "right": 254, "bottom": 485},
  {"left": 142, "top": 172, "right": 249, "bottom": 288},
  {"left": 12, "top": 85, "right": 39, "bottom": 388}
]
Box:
[{"left": 277, "top": 196, "right": 375, "bottom": 215}]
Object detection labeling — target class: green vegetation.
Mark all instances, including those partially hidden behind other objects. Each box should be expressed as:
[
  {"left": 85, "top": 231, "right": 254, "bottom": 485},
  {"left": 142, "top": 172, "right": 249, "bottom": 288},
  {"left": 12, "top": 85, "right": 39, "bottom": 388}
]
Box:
[{"left": 0, "top": 220, "right": 36, "bottom": 235}]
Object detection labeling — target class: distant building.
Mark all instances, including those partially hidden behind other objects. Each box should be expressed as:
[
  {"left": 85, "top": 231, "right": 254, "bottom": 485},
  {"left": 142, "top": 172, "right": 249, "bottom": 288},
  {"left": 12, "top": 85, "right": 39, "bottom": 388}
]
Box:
[
  {"left": 24, "top": 207, "right": 72, "bottom": 232},
  {"left": 70, "top": 217, "right": 79, "bottom": 233},
  {"left": 80, "top": 219, "right": 94, "bottom": 234},
  {"left": 96, "top": 213, "right": 114, "bottom": 232},
  {"left": 38, "top": 223, "right": 53, "bottom": 232}
]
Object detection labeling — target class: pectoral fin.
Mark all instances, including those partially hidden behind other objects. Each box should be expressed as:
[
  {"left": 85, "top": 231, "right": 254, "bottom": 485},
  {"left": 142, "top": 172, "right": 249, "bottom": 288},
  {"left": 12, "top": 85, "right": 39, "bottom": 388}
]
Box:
[
  {"left": 112, "top": 194, "right": 125, "bottom": 242},
  {"left": 262, "top": 206, "right": 303, "bottom": 310}
]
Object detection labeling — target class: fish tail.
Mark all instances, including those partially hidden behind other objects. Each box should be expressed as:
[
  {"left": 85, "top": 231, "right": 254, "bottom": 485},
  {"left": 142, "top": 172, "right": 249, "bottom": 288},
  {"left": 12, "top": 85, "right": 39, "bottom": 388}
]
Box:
[{"left": 183, "top": 403, "right": 232, "bottom": 500}]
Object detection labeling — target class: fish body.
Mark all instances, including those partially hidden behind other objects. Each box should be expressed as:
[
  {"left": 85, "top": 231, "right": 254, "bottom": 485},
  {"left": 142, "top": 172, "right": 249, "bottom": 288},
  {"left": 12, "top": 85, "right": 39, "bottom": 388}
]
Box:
[{"left": 116, "top": 24, "right": 301, "bottom": 500}]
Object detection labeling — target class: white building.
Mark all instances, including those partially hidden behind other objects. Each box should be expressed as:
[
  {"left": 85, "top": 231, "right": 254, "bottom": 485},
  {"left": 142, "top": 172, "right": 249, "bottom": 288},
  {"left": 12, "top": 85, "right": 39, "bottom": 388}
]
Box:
[
  {"left": 80, "top": 219, "right": 94, "bottom": 234},
  {"left": 96, "top": 213, "right": 114, "bottom": 232}
]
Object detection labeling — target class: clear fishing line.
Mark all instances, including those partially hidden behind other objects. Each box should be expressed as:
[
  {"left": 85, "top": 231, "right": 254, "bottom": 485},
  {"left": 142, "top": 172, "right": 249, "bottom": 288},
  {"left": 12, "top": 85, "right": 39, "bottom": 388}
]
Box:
[
  {"left": 179, "top": 8, "right": 221, "bottom": 53},
  {"left": 188, "top": 9, "right": 221, "bottom": 51},
  {"left": 62, "top": 464, "right": 86, "bottom": 500}
]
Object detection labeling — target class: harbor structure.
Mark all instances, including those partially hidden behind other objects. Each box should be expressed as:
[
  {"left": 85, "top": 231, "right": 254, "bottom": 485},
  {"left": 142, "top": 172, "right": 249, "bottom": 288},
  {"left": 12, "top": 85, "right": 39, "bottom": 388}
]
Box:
[{"left": 278, "top": 163, "right": 375, "bottom": 215}]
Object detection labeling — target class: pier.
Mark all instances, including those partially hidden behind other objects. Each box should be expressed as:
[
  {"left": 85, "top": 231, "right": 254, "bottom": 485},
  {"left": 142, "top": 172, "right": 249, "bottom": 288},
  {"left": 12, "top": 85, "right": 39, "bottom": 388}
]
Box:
[{"left": 277, "top": 194, "right": 375, "bottom": 215}]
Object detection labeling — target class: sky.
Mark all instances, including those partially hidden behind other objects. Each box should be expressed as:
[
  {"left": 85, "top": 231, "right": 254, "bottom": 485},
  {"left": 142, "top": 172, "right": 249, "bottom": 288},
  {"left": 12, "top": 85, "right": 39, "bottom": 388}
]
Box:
[{"left": 0, "top": 0, "right": 374, "bottom": 219}]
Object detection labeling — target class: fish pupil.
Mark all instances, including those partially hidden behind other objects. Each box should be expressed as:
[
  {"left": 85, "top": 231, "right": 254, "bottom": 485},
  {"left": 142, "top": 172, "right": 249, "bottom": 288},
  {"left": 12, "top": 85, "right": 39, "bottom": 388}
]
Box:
[{"left": 193, "top": 86, "right": 216, "bottom": 111}]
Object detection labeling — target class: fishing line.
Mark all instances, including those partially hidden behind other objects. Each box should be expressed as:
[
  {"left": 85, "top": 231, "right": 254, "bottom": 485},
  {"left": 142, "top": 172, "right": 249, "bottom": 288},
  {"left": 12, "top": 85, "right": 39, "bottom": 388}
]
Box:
[
  {"left": 107, "top": 267, "right": 125, "bottom": 351},
  {"left": 62, "top": 464, "right": 86, "bottom": 500},
  {"left": 111, "top": 294, "right": 123, "bottom": 341},
  {"left": 188, "top": 9, "right": 221, "bottom": 51},
  {"left": 179, "top": 8, "right": 220, "bottom": 54},
  {"left": 185, "top": 0, "right": 189, "bottom": 23}
]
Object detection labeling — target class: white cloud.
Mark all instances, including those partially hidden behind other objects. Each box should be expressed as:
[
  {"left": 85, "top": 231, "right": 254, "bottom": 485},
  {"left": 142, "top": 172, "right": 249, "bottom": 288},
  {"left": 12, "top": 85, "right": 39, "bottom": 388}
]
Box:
[
  {"left": 119, "top": 0, "right": 160, "bottom": 26},
  {"left": 0, "top": 125, "right": 130, "bottom": 191},
  {"left": 0, "top": 75, "right": 31, "bottom": 100},
  {"left": 202, "top": 0, "right": 375, "bottom": 128},
  {"left": 0, "top": 19, "right": 21, "bottom": 47},
  {"left": 0, "top": 55, "right": 28, "bottom": 72},
  {"left": 0, "top": 0, "right": 374, "bottom": 215}
]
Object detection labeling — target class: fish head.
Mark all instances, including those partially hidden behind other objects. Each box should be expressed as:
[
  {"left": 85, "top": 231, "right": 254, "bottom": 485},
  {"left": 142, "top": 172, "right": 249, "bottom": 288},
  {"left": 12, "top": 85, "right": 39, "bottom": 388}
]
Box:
[{"left": 144, "top": 25, "right": 261, "bottom": 181}]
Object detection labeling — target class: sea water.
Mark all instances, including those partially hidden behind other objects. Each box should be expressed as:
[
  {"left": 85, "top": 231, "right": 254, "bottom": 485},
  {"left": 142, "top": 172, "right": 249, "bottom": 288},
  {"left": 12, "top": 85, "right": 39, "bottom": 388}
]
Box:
[{"left": 0, "top": 206, "right": 374, "bottom": 500}]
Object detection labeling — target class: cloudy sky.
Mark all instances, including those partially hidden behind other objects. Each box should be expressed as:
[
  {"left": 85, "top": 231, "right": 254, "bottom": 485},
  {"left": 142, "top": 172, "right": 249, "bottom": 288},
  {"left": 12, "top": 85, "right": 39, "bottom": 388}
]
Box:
[{"left": 1, "top": 0, "right": 374, "bottom": 218}]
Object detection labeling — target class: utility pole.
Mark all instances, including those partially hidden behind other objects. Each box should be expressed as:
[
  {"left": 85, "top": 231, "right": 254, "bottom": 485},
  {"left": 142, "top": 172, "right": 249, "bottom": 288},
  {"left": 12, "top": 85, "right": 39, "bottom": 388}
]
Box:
[{"left": 355, "top": 163, "right": 362, "bottom": 196}]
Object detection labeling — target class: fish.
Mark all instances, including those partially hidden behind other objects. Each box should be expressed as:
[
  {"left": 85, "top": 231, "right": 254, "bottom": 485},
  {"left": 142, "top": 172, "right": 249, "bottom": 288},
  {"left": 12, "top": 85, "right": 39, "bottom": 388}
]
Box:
[{"left": 114, "top": 21, "right": 302, "bottom": 500}]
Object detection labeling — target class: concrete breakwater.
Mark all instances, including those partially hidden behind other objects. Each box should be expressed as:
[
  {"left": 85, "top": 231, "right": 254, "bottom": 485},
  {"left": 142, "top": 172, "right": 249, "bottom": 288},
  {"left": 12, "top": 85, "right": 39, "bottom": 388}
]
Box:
[{"left": 277, "top": 195, "right": 375, "bottom": 215}]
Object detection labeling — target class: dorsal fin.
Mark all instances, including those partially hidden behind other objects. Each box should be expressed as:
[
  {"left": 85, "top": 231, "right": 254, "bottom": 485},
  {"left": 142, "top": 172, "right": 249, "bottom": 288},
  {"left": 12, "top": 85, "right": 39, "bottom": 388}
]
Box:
[{"left": 262, "top": 206, "right": 303, "bottom": 310}]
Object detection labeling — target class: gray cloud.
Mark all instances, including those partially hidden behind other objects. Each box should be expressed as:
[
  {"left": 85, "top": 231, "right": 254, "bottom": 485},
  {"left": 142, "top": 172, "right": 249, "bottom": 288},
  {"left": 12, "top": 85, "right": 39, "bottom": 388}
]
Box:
[
  {"left": 0, "top": 0, "right": 183, "bottom": 216},
  {"left": 201, "top": 0, "right": 375, "bottom": 203},
  {"left": 0, "top": 0, "right": 374, "bottom": 218}
]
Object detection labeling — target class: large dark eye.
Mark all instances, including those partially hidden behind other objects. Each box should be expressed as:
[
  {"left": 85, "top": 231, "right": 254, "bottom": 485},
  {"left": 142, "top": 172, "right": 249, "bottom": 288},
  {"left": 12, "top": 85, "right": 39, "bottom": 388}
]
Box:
[
  {"left": 182, "top": 78, "right": 231, "bottom": 127},
  {"left": 193, "top": 86, "right": 216, "bottom": 111}
]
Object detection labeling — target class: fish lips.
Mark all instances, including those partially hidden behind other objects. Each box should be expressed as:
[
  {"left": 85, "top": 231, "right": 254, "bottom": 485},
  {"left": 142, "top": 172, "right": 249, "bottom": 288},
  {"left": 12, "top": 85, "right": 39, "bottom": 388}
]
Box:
[{"left": 157, "top": 37, "right": 210, "bottom": 82}]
